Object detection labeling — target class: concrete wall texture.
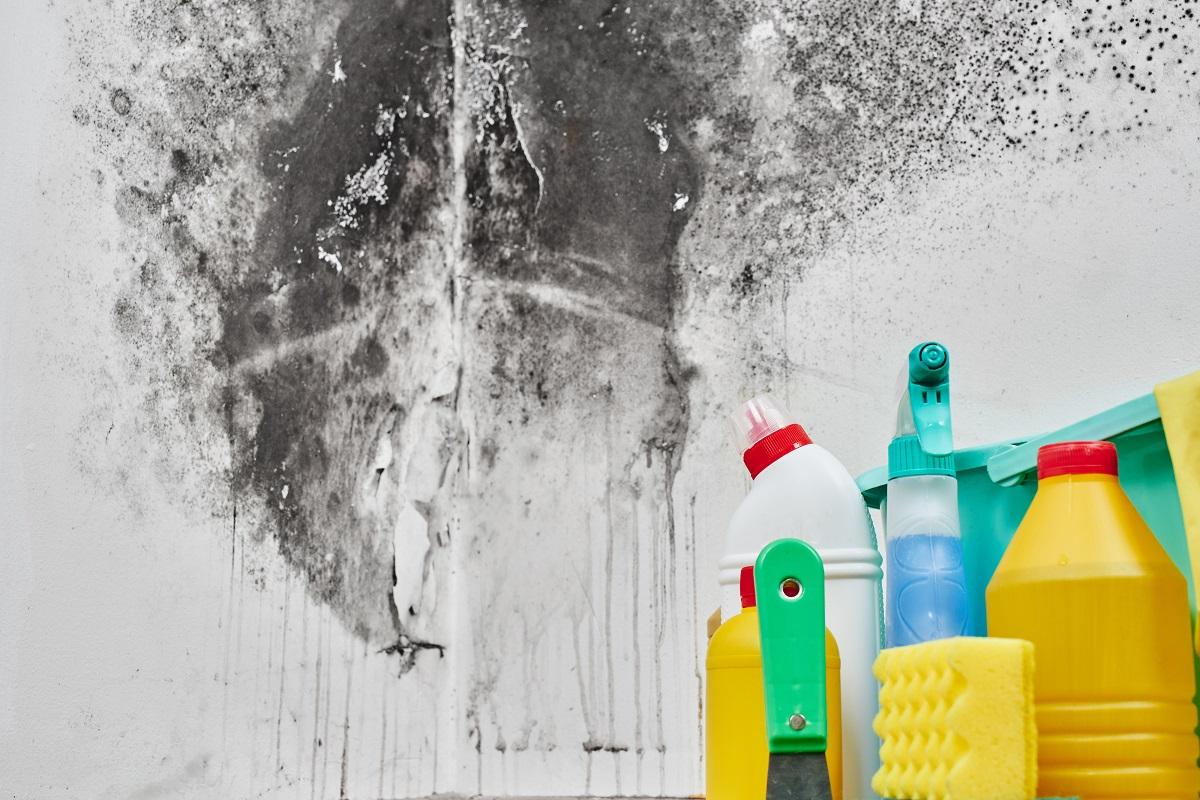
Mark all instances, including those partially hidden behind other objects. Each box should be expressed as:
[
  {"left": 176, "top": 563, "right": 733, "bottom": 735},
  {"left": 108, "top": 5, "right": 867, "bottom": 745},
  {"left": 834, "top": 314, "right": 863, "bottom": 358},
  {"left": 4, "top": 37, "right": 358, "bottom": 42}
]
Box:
[{"left": 2, "top": 0, "right": 1199, "bottom": 796}]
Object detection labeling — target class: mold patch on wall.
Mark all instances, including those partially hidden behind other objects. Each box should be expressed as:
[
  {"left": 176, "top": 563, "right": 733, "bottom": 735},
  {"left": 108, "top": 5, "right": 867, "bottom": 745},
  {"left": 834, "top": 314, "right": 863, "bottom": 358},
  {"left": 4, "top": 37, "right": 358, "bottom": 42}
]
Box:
[
  {"left": 67, "top": 0, "right": 462, "bottom": 648},
  {"left": 216, "top": 0, "right": 457, "bottom": 643}
]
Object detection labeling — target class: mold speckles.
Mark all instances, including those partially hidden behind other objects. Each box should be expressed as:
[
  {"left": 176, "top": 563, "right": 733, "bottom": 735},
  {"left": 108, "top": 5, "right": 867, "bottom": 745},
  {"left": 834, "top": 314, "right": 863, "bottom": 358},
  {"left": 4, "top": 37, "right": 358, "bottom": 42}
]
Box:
[
  {"left": 996, "top": 0, "right": 1200, "bottom": 150},
  {"left": 109, "top": 88, "right": 132, "bottom": 115},
  {"left": 644, "top": 0, "right": 1200, "bottom": 311},
  {"left": 112, "top": 295, "right": 144, "bottom": 338},
  {"left": 731, "top": 263, "right": 761, "bottom": 300},
  {"left": 169, "top": 148, "right": 198, "bottom": 180}
]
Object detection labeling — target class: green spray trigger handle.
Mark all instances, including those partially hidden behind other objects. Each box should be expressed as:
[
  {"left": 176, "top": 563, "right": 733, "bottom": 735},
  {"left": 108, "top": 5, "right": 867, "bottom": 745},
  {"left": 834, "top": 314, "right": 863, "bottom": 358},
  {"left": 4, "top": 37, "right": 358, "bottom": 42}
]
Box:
[
  {"left": 908, "top": 341, "right": 953, "bottom": 457},
  {"left": 755, "top": 539, "right": 828, "bottom": 755}
]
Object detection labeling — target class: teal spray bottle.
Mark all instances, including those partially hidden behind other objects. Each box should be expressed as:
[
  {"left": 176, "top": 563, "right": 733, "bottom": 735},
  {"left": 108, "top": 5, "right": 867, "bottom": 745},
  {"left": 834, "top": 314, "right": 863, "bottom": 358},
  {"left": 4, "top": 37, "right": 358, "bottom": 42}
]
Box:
[{"left": 884, "top": 342, "right": 970, "bottom": 647}]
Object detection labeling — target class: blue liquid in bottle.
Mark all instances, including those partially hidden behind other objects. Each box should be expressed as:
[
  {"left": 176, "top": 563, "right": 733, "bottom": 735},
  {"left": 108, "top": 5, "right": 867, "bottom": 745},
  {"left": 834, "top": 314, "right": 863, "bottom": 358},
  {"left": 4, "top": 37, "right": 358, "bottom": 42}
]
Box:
[{"left": 886, "top": 534, "right": 970, "bottom": 647}]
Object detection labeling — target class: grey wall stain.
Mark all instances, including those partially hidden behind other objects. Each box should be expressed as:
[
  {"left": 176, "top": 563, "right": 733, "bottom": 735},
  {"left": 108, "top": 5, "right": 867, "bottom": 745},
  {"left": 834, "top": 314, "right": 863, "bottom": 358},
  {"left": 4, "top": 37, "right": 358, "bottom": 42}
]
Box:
[
  {"left": 464, "top": 1, "right": 699, "bottom": 325},
  {"left": 455, "top": 4, "right": 700, "bottom": 771},
  {"left": 215, "top": 0, "right": 456, "bottom": 644}
]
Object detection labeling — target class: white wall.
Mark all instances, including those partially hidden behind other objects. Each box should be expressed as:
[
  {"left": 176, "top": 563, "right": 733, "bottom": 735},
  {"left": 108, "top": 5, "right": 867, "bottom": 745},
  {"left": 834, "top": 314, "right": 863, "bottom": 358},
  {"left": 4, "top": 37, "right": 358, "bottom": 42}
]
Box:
[{"left": 3, "top": 0, "right": 1199, "bottom": 798}]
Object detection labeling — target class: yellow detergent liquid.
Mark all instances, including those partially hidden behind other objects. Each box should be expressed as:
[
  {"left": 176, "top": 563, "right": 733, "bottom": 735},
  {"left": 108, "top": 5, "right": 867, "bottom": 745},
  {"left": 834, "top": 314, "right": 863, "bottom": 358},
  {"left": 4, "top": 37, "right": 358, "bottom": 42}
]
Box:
[
  {"left": 987, "top": 441, "right": 1199, "bottom": 799},
  {"left": 706, "top": 567, "right": 841, "bottom": 800}
]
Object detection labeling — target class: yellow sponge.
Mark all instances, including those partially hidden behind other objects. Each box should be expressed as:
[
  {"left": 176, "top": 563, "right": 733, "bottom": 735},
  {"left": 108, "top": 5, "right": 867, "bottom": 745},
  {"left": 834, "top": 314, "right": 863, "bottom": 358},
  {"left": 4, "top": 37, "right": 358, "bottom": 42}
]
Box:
[{"left": 873, "top": 637, "right": 1036, "bottom": 800}]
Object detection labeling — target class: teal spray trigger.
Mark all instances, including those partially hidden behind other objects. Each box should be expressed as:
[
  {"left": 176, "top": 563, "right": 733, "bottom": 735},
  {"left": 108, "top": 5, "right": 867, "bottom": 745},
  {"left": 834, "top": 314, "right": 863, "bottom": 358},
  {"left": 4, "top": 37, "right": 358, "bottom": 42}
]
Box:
[
  {"left": 884, "top": 341, "right": 971, "bottom": 646},
  {"left": 890, "top": 342, "right": 955, "bottom": 478},
  {"left": 907, "top": 342, "right": 952, "bottom": 457}
]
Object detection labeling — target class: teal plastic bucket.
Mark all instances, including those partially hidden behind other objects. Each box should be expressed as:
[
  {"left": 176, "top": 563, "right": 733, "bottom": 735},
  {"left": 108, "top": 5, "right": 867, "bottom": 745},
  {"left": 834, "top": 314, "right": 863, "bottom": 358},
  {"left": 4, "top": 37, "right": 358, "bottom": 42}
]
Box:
[
  {"left": 984, "top": 394, "right": 1192, "bottom": 615},
  {"left": 856, "top": 391, "right": 1198, "bottom": 726}
]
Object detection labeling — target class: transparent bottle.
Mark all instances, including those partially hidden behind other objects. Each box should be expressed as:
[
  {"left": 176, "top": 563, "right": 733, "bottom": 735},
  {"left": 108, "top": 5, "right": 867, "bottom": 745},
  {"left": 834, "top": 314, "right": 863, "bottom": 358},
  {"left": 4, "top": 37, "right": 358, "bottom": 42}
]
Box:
[
  {"left": 884, "top": 473, "right": 969, "bottom": 646},
  {"left": 883, "top": 341, "right": 970, "bottom": 647}
]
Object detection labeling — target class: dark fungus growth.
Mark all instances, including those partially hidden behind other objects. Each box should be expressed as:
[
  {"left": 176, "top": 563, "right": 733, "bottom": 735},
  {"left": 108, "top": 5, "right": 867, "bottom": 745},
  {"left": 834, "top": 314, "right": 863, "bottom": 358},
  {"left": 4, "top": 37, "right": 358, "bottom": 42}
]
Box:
[
  {"left": 110, "top": 88, "right": 132, "bottom": 115},
  {"left": 466, "top": 1, "right": 701, "bottom": 329},
  {"left": 216, "top": 0, "right": 455, "bottom": 643},
  {"left": 93, "top": 0, "right": 1197, "bottom": 661},
  {"left": 215, "top": 0, "right": 706, "bottom": 647},
  {"left": 380, "top": 633, "right": 447, "bottom": 677}
]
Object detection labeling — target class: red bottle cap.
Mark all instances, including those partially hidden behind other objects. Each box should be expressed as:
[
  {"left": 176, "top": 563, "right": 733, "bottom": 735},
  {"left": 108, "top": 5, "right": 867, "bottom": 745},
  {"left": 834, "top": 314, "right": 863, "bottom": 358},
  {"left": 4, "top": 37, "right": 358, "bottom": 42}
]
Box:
[
  {"left": 743, "top": 424, "right": 813, "bottom": 479},
  {"left": 732, "top": 396, "right": 814, "bottom": 479},
  {"left": 739, "top": 565, "right": 757, "bottom": 608},
  {"left": 1037, "top": 440, "right": 1119, "bottom": 479}
]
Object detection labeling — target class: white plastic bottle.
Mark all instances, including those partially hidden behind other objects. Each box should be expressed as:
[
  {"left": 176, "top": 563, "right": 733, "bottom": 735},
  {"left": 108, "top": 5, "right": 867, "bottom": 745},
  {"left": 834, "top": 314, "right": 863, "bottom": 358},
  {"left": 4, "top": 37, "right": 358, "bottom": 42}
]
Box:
[{"left": 721, "top": 395, "right": 883, "bottom": 800}]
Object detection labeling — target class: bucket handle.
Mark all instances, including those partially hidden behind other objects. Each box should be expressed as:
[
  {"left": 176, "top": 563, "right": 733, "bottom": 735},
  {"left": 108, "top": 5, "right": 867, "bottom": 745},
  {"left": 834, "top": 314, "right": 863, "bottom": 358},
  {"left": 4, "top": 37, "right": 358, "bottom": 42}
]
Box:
[{"left": 986, "top": 393, "right": 1161, "bottom": 487}]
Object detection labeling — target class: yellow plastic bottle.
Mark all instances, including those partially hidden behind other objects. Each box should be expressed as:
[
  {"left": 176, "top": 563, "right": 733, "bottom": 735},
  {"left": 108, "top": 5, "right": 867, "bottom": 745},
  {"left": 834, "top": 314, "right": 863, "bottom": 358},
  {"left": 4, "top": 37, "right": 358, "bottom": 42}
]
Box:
[
  {"left": 706, "top": 566, "right": 841, "bottom": 800},
  {"left": 986, "top": 441, "right": 1199, "bottom": 799}
]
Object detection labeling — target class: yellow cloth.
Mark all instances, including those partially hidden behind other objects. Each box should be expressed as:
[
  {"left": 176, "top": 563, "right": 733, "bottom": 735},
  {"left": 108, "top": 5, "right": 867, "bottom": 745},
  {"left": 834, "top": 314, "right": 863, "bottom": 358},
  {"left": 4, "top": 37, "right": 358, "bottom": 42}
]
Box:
[{"left": 1155, "top": 369, "right": 1200, "bottom": 654}]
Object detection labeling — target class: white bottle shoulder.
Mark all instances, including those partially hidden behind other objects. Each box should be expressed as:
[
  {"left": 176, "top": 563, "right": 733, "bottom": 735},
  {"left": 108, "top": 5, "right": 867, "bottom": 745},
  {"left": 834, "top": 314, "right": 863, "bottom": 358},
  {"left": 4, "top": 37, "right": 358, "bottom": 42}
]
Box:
[{"left": 726, "top": 443, "right": 876, "bottom": 554}]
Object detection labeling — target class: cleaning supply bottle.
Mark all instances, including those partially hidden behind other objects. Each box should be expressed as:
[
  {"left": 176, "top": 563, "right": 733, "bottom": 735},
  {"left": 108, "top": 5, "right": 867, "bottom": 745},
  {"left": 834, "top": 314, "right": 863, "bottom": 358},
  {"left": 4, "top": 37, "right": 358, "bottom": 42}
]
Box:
[
  {"left": 706, "top": 564, "right": 842, "bottom": 800},
  {"left": 987, "top": 441, "right": 1200, "bottom": 799},
  {"left": 884, "top": 341, "right": 970, "bottom": 647},
  {"left": 722, "top": 395, "right": 881, "bottom": 799}
]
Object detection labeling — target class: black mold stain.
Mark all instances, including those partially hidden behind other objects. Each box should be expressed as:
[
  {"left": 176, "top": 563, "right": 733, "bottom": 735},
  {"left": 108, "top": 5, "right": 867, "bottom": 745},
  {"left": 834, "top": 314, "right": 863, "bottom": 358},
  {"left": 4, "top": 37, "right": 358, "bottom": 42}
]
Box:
[
  {"left": 463, "top": 2, "right": 701, "bottom": 487},
  {"left": 379, "top": 632, "right": 446, "bottom": 676},
  {"left": 218, "top": 4, "right": 451, "bottom": 364},
  {"left": 732, "top": 263, "right": 760, "bottom": 301},
  {"left": 110, "top": 88, "right": 132, "bottom": 115},
  {"left": 349, "top": 336, "right": 389, "bottom": 378},
  {"left": 466, "top": 0, "right": 701, "bottom": 328},
  {"left": 213, "top": 0, "right": 455, "bottom": 643},
  {"left": 462, "top": 6, "right": 700, "bottom": 765},
  {"left": 86, "top": 0, "right": 1200, "bottom": 661}
]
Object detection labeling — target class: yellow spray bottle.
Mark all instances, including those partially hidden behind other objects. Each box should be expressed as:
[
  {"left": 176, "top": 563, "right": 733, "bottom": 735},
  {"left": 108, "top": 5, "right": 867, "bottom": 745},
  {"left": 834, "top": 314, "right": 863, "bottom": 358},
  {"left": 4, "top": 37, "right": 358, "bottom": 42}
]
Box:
[{"left": 706, "top": 563, "right": 842, "bottom": 799}]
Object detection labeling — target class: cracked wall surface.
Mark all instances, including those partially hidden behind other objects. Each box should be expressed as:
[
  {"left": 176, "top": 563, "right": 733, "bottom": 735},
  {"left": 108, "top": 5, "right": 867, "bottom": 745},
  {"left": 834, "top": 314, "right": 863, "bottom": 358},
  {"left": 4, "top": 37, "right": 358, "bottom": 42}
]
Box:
[{"left": 3, "top": 0, "right": 1200, "bottom": 797}]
